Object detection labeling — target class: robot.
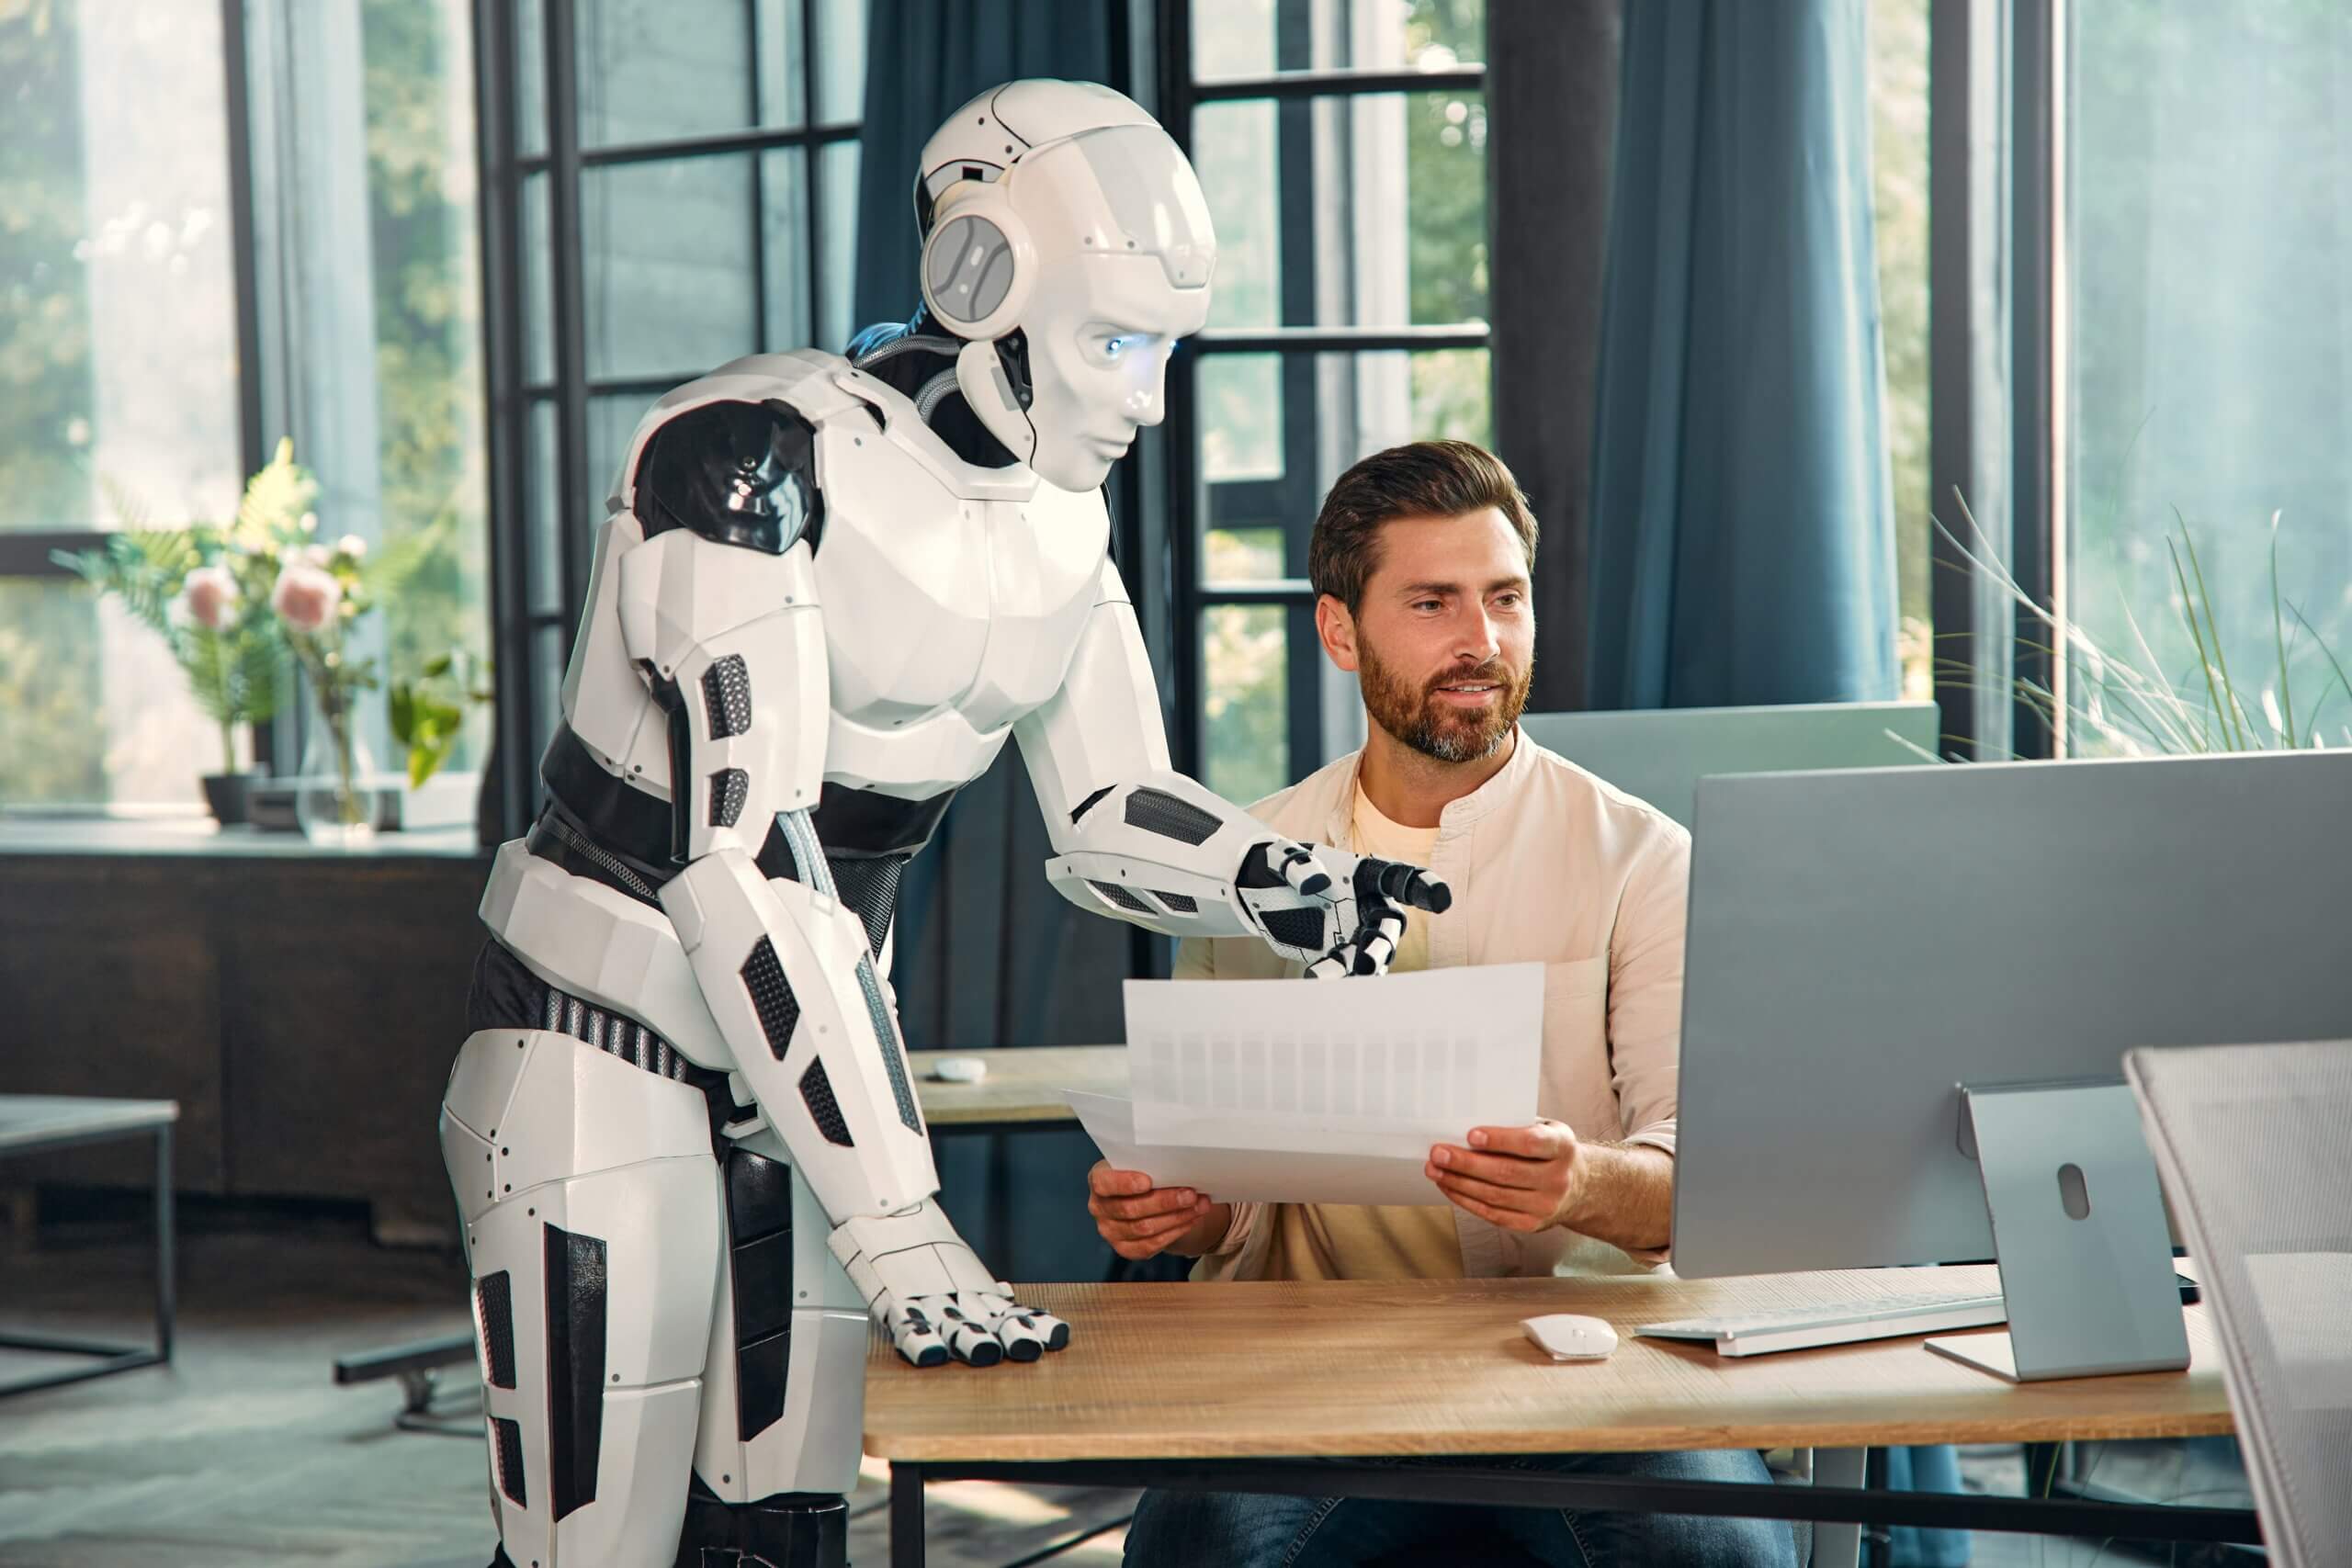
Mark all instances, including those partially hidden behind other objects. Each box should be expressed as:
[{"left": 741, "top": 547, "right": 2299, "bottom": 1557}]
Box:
[{"left": 440, "top": 80, "right": 1449, "bottom": 1568}]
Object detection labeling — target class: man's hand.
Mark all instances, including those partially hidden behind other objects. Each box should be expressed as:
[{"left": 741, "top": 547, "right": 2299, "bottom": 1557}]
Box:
[
  {"left": 1425, "top": 1120, "right": 1582, "bottom": 1234},
  {"left": 1087, "top": 1161, "right": 1228, "bottom": 1260}
]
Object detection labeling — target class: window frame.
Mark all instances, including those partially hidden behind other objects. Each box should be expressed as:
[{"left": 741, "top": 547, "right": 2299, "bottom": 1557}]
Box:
[
  {"left": 1148, "top": 0, "right": 1492, "bottom": 784},
  {"left": 473, "top": 0, "right": 866, "bottom": 840}
]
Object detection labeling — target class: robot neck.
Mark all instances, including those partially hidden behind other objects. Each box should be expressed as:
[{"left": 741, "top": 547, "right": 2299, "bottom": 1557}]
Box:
[{"left": 846, "top": 306, "right": 1022, "bottom": 471}]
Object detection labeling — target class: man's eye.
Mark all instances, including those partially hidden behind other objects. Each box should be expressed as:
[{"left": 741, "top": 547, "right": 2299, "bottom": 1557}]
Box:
[{"left": 1413, "top": 599, "right": 1442, "bottom": 612}]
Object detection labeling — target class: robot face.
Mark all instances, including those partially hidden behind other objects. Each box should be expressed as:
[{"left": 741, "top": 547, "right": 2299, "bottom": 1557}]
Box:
[
  {"left": 1018, "top": 249, "right": 1210, "bottom": 491},
  {"left": 989, "top": 121, "right": 1216, "bottom": 491}
]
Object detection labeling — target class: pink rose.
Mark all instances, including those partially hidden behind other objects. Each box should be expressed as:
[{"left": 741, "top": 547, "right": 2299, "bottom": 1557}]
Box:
[
  {"left": 272, "top": 561, "right": 342, "bottom": 633},
  {"left": 183, "top": 565, "right": 237, "bottom": 630}
]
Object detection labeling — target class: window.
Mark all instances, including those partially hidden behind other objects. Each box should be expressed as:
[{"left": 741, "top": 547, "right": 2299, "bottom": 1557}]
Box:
[
  {"left": 0, "top": 0, "right": 494, "bottom": 816},
  {"left": 482, "top": 0, "right": 865, "bottom": 832},
  {"left": 2062, "top": 1, "right": 2352, "bottom": 756},
  {"left": 1867, "top": 0, "right": 1931, "bottom": 705},
  {"left": 1162, "top": 0, "right": 1490, "bottom": 804},
  {"left": 0, "top": 1, "right": 242, "bottom": 807}
]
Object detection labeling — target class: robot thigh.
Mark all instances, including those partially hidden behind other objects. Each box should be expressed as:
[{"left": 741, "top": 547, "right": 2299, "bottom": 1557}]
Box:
[{"left": 442, "top": 1027, "right": 724, "bottom": 1568}]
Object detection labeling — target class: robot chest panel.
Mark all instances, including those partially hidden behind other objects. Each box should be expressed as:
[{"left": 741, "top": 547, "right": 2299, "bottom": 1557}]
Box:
[{"left": 814, "top": 455, "right": 1108, "bottom": 733}]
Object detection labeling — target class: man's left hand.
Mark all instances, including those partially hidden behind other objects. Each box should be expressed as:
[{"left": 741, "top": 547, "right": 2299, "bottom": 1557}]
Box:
[{"left": 1426, "top": 1120, "right": 1580, "bottom": 1233}]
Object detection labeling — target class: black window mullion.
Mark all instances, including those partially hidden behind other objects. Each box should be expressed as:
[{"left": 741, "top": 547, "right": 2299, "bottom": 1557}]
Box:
[
  {"left": 746, "top": 0, "right": 769, "bottom": 353},
  {"left": 543, "top": 0, "right": 592, "bottom": 640},
  {"left": 1159, "top": 0, "right": 1204, "bottom": 776},
  {"left": 1271, "top": 0, "right": 1321, "bottom": 785},
  {"left": 519, "top": 118, "right": 859, "bottom": 174},
  {"left": 477, "top": 0, "right": 536, "bottom": 839},
  {"left": 800, "top": 0, "right": 825, "bottom": 350}
]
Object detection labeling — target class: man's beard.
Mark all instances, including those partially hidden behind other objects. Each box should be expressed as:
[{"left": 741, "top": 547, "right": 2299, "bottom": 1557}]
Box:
[{"left": 1358, "top": 637, "right": 1532, "bottom": 763}]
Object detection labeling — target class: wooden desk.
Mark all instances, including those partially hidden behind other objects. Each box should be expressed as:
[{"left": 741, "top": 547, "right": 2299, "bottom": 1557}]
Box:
[
  {"left": 906, "top": 1046, "right": 1124, "bottom": 1131},
  {"left": 867, "top": 1269, "right": 2255, "bottom": 1566}
]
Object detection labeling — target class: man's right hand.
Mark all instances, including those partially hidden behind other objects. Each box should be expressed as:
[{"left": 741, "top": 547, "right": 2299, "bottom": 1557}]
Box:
[{"left": 1087, "top": 1161, "right": 1229, "bottom": 1260}]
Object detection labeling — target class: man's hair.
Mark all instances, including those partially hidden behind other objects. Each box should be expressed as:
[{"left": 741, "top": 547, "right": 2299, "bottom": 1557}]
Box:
[{"left": 1307, "top": 439, "right": 1539, "bottom": 613}]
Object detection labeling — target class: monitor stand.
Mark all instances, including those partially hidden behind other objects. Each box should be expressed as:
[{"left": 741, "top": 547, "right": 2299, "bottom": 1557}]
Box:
[{"left": 1924, "top": 1079, "right": 2190, "bottom": 1382}]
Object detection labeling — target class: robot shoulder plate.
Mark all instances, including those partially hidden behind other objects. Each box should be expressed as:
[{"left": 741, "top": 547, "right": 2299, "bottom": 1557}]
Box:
[{"left": 624, "top": 351, "right": 865, "bottom": 556}]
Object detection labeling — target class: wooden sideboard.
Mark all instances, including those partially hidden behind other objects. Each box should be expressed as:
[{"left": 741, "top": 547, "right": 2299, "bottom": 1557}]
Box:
[{"left": 0, "top": 819, "right": 488, "bottom": 1241}]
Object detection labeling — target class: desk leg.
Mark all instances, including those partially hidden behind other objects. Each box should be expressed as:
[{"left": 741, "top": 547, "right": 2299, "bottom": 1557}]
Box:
[
  {"left": 890, "top": 1463, "right": 924, "bottom": 1568},
  {"left": 153, "top": 1122, "right": 175, "bottom": 1362},
  {"left": 1811, "top": 1449, "right": 1864, "bottom": 1568}
]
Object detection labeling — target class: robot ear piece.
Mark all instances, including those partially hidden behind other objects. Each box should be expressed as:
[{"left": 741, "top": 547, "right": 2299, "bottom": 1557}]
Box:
[
  {"left": 954, "top": 339, "right": 1038, "bottom": 465},
  {"left": 919, "top": 184, "right": 1035, "bottom": 342}
]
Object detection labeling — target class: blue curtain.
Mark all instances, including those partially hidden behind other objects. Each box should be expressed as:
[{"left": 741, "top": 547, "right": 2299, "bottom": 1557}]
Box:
[
  {"left": 846, "top": 1, "right": 1125, "bottom": 1284},
  {"left": 1585, "top": 0, "right": 1898, "bottom": 709}
]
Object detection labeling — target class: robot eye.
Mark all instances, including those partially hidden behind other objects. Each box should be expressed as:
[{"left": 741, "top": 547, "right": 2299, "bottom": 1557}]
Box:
[{"left": 1103, "top": 337, "right": 1125, "bottom": 359}]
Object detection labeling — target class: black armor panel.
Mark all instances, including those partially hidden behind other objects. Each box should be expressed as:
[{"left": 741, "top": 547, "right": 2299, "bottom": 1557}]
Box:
[{"left": 635, "top": 399, "right": 825, "bottom": 555}]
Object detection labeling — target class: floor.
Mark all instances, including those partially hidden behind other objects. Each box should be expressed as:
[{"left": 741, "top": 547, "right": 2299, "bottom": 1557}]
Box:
[{"left": 0, "top": 1196, "right": 2253, "bottom": 1567}]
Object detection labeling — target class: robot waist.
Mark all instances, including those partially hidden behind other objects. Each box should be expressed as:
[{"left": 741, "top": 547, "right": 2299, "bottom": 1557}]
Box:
[{"left": 537, "top": 719, "right": 962, "bottom": 879}]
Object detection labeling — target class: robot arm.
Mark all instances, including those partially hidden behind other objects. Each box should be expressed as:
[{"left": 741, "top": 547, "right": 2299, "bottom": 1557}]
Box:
[
  {"left": 624, "top": 399, "right": 1066, "bottom": 1368},
  {"left": 1015, "top": 560, "right": 1450, "bottom": 976}
]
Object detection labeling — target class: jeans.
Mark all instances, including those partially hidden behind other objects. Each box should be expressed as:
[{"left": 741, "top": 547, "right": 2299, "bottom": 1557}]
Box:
[{"left": 1123, "top": 1448, "right": 1800, "bottom": 1568}]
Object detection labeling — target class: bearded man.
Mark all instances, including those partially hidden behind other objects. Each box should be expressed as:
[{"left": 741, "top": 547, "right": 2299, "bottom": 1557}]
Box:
[{"left": 1088, "top": 439, "right": 1799, "bottom": 1568}]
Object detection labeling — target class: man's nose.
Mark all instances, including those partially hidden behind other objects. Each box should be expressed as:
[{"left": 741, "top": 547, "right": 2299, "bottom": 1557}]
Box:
[{"left": 1457, "top": 606, "right": 1501, "bottom": 663}]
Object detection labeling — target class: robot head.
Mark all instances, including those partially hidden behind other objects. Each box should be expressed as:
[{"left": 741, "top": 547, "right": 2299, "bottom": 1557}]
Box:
[{"left": 913, "top": 81, "right": 1216, "bottom": 491}]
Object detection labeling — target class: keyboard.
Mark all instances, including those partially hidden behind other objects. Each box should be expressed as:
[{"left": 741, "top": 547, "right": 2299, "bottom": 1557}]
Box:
[
  {"left": 1634, "top": 1289, "right": 2008, "bottom": 1356},
  {"left": 1635, "top": 1270, "right": 2198, "bottom": 1357}
]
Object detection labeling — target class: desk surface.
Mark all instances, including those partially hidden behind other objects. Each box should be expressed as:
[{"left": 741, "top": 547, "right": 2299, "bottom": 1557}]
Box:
[
  {"left": 909, "top": 1046, "right": 1125, "bottom": 1126},
  {"left": 864, "top": 1269, "right": 2232, "bottom": 1461}
]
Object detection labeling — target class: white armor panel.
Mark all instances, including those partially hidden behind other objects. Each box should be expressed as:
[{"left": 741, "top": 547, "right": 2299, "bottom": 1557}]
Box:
[
  {"left": 442, "top": 1029, "right": 722, "bottom": 1568},
  {"left": 480, "top": 841, "right": 732, "bottom": 1070}
]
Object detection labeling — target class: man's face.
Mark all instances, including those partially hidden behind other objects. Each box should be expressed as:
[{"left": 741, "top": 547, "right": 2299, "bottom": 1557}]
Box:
[{"left": 1323, "top": 507, "right": 1535, "bottom": 763}]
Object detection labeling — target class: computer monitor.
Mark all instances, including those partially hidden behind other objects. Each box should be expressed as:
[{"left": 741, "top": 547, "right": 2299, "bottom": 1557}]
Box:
[
  {"left": 1669, "top": 749, "right": 2352, "bottom": 1379},
  {"left": 1519, "top": 701, "right": 1940, "bottom": 828}
]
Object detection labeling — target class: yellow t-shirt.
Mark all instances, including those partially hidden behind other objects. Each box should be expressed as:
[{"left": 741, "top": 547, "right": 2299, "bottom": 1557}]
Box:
[{"left": 1255, "top": 784, "right": 1464, "bottom": 1281}]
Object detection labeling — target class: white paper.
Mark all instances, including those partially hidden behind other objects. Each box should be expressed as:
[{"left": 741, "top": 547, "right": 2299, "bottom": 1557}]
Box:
[
  {"left": 1121, "top": 963, "right": 1545, "bottom": 1158},
  {"left": 1063, "top": 1089, "right": 1449, "bottom": 1206}
]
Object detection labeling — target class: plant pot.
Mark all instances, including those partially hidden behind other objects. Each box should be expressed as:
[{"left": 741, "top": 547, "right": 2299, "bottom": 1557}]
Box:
[{"left": 200, "top": 771, "right": 263, "bottom": 826}]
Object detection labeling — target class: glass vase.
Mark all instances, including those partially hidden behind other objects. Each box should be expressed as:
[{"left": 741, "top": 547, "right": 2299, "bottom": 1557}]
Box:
[{"left": 294, "top": 697, "right": 382, "bottom": 849}]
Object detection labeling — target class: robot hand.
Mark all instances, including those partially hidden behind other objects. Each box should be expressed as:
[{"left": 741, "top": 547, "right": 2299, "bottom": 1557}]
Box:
[
  {"left": 828, "top": 1199, "right": 1072, "bottom": 1369},
  {"left": 1235, "top": 840, "right": 1451, "bottom": 977}
]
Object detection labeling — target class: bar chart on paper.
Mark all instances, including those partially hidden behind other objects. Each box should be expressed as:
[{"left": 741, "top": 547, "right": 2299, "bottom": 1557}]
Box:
[{"left": 1076, "top": 965, "right": 1546, "bottom": 1206}]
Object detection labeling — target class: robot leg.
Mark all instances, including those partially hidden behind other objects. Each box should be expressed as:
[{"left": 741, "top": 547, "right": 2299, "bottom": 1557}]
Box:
[
  {"left": 442, "top": 1027, "right": 726, "bottom": 1567},
  {"left": 674, "top": 1128, "right": 871, "bottom": 1568}
]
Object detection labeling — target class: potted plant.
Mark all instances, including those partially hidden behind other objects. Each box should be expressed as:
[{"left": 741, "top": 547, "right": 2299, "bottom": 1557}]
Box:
[
  {"left": 56, "top": 507, "right": 284, "bottom": 825},
  {"left": 390, "top": 647, "right": 494, "bottom": 789}
]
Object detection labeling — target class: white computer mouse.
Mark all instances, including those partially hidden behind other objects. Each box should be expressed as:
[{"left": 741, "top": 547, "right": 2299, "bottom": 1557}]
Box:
[
  {"left": 929, "top": 1055, "right": 989, "bottom": 1084},
  {"left": 1521, "top": 1314, "right": 1619, "bottom": 1361}
]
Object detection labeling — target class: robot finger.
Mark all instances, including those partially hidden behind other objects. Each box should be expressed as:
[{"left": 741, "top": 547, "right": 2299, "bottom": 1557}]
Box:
[
  {"left": 1001, "top": 1307, "right": 1071, "bottom": 1360},
  {"left": 1272, "top": 840, "right": 1332, "bottom": 897},
  {"left": 1357, "top": 856, "right": 1452, "bottom": 915},
  {"left": 947, "top": 1321, "right": 1006, "bottom": 1366},
  {"left": 888, "top": 1303, "right": 952, "bottom": 1369},
  {"left": 1337, "top": 905, "right": 1404, "bottom": 976},
  {"left": 1305, "top": 945, "right": 1354, "bottom": 979}
]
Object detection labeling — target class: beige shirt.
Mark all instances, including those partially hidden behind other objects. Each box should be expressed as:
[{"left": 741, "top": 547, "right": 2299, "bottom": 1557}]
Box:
[
  {"left": 1179, "top": 728, "right": 1690, "bottom": 1281},
  {"left": 1253, "top": 786, "right": 1461, "bottom": 1280}
]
